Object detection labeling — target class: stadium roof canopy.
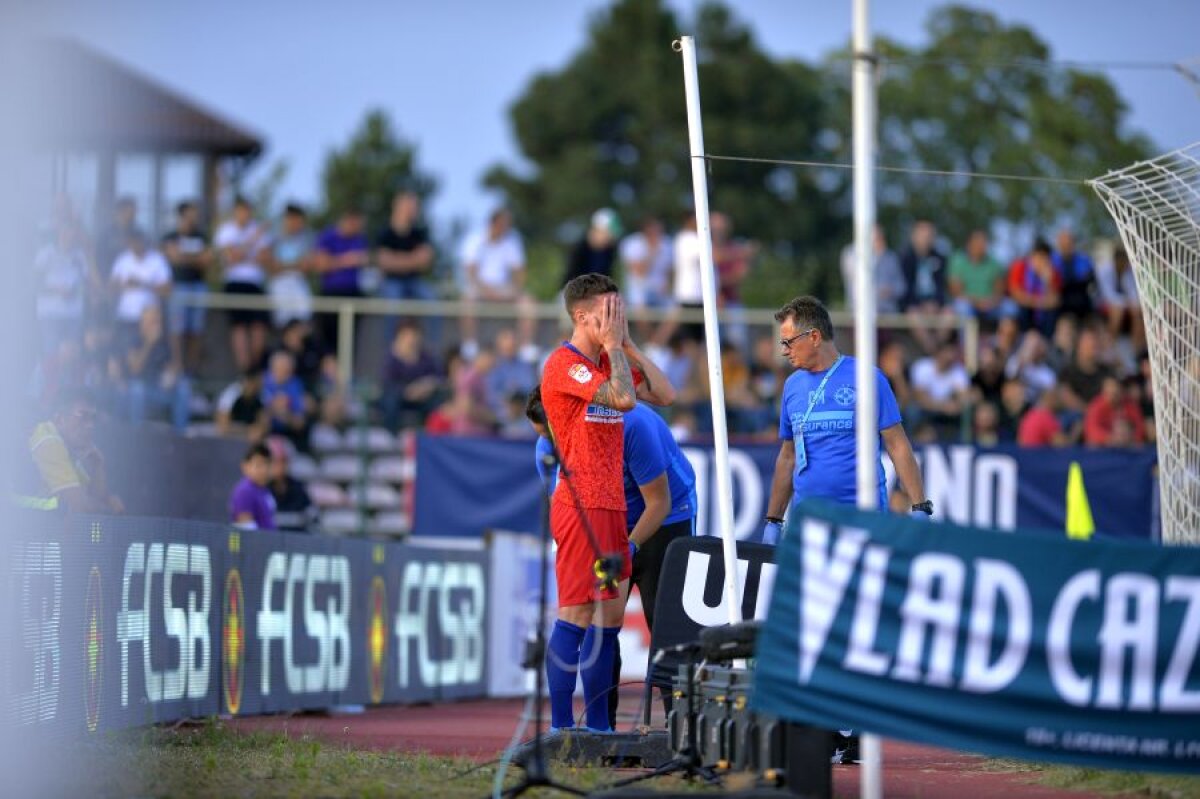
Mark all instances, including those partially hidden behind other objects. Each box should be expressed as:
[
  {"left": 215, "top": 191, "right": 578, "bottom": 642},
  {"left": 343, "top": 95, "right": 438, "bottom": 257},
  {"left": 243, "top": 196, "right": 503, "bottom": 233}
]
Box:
[{"left": 35, "top": 38, "right": 263, "bottom": 157}]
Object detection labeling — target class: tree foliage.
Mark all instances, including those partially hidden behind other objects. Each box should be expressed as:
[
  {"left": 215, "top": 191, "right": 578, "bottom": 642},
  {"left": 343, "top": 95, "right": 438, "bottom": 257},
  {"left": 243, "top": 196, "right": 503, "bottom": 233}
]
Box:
[
  {"left": 487, "top": 2, "right": 1153, "bottom": 301},
  {"left": 246, "top": 158, "right": 290, "bottom": 220},
  {"left": 484, "top": 0, "right": 836, "bottom": 254},
  {"left": 821, "top": 6, "right": 1154, "bottom": 244},
  {"left": 319, "top": 109, "right": 437, "bottom": 235}
]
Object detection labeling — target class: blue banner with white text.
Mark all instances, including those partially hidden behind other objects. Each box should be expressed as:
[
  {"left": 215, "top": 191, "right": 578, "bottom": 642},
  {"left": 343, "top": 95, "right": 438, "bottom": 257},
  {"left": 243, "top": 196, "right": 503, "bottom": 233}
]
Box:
[
  {"left": 414, "top": 435, "right": 1157, "bottom": 540},
  {"left": 1, "top": 512, "right": 488, "bottom": 739},
  {"left": 753, "top": 501, "right": 1200, "bottom": 773}
]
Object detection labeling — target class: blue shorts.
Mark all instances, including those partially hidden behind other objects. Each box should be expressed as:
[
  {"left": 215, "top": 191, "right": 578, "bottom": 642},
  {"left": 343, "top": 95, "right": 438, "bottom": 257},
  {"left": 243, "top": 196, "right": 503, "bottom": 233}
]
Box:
[{"left": 170, "top": 282, "right": 208, "bottom": 335}]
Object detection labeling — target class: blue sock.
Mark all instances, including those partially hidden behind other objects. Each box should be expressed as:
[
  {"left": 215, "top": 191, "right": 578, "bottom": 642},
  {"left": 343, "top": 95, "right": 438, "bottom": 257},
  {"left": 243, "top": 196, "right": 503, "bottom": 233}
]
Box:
[
  {"left": 546, "top": 620, "right": 585, "bottom": 730},
  {"left": 580, "top": 626, "right": 621, "bottom": 732}
]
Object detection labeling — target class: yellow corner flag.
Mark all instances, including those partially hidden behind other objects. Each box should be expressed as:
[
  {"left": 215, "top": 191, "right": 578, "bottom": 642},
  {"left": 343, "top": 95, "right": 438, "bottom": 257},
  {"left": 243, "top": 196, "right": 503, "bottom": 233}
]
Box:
[{"left": 1066, "top": 461, "right": 1096, "bottom": 540}]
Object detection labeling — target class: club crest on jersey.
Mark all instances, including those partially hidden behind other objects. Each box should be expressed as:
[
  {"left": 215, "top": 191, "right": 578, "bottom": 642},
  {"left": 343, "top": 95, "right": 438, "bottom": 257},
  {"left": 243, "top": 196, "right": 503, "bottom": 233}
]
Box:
[{"left": 568, "top": 363, "right": 593, "bottom": 384}]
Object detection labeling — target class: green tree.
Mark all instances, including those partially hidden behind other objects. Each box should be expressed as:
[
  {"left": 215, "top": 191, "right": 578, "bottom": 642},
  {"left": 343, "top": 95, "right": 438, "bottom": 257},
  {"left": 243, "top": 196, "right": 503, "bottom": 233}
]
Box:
[
  {"left": 319, "top": 109, "right": 437, "bottom": 235},
  {"left": 246, "top": 157, "right": 290, "bottom": 221},
  {"left": 484, "top": 0, "right": 839, "bottom": 298},
  {"left": 820, "top": 5, "right": 1154, "bottom": 247}
]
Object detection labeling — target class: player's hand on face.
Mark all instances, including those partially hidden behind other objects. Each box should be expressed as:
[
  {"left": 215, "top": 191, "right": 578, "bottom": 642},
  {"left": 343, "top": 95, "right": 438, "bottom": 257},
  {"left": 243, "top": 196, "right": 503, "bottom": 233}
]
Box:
[
  {"left": 619, "top": 295, "right": 633, "bottom": 348},
  {"left": 599, "top": 294, "right": 624, "bottom": 350},
  {"left": 613, "top": 296, "right": 628, "bottom": 344}
]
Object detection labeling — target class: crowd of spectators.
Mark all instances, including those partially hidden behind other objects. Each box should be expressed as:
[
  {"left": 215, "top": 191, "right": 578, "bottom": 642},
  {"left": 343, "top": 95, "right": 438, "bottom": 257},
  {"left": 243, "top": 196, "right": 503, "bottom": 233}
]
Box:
[
  {"left": 844, "top": 220, "right": 1150, "bottom": 450},
  {"left": 31, "top": 191, "right": 1153, "bottom": 457}
]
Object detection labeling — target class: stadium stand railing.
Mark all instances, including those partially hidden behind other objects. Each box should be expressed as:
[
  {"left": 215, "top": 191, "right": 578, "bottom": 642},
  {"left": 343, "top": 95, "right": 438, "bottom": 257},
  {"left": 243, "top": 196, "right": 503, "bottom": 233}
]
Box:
[{"left": 167, "top": 292, "right": 978, "bottom": 538}]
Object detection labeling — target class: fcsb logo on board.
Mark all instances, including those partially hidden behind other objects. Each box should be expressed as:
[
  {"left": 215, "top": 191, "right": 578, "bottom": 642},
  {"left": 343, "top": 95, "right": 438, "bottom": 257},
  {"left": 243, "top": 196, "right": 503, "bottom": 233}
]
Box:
[
  {"left": 84, "top": 566, "right": 102, "bottom": 733},
  {"left": 368, "top": 576, "right": 388, "bottom": 704},
  {"left": 223, "top": 569, "right": 245, "bottom": 715}
]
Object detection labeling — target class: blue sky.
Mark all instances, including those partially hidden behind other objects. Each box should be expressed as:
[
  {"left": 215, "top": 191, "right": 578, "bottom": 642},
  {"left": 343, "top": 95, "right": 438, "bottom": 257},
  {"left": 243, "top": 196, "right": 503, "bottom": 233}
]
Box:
[{"left": 33, "top": 0, "right": 1200, "bottom": 229}]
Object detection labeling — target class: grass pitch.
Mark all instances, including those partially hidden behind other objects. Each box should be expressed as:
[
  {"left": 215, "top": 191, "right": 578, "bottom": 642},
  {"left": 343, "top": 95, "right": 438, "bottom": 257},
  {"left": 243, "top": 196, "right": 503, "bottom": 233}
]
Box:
[
  {"left": 69, "top": 722, "right": 1200, "bottom": 798},
  {"left": 83, "top": 720, "right": 720, "bottom": 798},
  {"left": 988, "top": 758, "right": 1200, "bottom": 798}
]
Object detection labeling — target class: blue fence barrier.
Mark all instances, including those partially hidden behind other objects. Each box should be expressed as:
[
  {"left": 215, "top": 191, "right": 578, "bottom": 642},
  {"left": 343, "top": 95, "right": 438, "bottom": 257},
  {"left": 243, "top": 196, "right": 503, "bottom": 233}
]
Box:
[
  {"left": 414, "top": 435, "right": 1157, "bottom": 540},
  {"left": 3, "top": 512, "right": 488, "bottom": 737}
]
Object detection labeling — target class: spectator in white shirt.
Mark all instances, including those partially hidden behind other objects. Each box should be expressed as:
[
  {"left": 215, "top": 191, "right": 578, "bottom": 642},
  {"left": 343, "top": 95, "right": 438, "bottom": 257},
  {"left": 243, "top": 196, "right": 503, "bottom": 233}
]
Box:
[
  {"left": 109, "top": 228, "right": 170, "bottom": 344},
  {"left": 1005, "top": 330, "right": 1058, "bottom": 405},
  {"left": 841, "top": 225, "right": 906, "bottom": 314},
  {"left": 910, "top": 337, "right": 971, "bottom": 439},
  {"left": 215, "top": 196, "right": 272, "bottom": 373},
  {"left": 36, "top": 223, "right": 95, "bottom": 355},
  {"left": 459, "top": 208, "right": 536, "bottom": 361},
  {"left": 621, "top": 216, "right": 673, "bottom": 308},
  {"left": 1095, "top": 247, "right": 1144, "bottom": 353},
  {"left": 620, "top": 215, "right": 674, "bottom": 343},
  {"left": 671, "top": 214, "right": 703, "bottom": 342}
]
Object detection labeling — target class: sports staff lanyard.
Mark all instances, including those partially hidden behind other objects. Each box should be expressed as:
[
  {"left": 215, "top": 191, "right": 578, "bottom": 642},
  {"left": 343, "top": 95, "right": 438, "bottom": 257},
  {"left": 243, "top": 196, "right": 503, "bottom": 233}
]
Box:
[{"left": 795, "top": 355, "right": 844, "bottom": 474}]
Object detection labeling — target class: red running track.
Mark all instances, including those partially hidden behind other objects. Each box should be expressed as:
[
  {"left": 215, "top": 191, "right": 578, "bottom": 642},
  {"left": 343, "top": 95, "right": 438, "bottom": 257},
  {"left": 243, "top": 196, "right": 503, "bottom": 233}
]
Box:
[{"left": 231, "top": 696, "right": 1087, "bottom": 799}]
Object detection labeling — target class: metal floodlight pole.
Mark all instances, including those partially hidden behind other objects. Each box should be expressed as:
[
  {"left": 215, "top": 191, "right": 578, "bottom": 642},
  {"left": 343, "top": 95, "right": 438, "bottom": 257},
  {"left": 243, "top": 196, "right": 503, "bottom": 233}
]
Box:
[
  {"left": 677, "top": 35, "right": 742, "bottom": 626},
  {"left": 852, "top": 0, "right": 884, "bottom": 796}
]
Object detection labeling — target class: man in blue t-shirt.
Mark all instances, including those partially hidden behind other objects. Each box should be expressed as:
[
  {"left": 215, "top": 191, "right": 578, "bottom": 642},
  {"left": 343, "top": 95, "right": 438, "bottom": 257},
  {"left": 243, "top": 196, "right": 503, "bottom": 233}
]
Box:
[
  {"left": 763, "top": 296, "right": 930, "bottom": 546},
  {"left": 764, "top": 295, "right": 930, "bottom": 765},
  {"left": 1052, "top": 228, "right": 1096, "bottom": 320},
  {"left": 528, "top": 387, "right": 696, "bottom": 727}
]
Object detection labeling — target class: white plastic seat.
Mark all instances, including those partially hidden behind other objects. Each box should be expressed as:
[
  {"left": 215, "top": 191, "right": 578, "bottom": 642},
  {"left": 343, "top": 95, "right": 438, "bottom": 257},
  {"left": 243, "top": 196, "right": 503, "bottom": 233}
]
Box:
[
  {"left": 309, "top": 423, "right": 344, "bottom": 453},
  {"left": 319, "top": 508, "right": 362, "bottom": 536},
  {"left": 345, "top": 426, "right": 397, "bottom": 454},
  {"left": 369, "top": 510, "right": 409, "bottom": 537},
  {"left": 288, "top": 453, "right": 319, "bottom": 482},
  {"left": 348, "top": 482, "right": 402, "bottom": 510},
  {"left": 306, "top": 480, "right": 348, "bottom": 508},
  {"left": 188, "top": 393, "right": 214, "bottom": 419},
  {"left": 368, "top": 455, "right": 407, "bottom": 483},
  {"left": 319, "top": 454, "right": 362, "bottom": 483}
]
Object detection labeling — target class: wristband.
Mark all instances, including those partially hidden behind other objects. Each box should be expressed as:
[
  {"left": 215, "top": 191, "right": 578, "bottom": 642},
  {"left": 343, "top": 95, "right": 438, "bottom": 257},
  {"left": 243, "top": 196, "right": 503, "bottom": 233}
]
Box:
[
  {"left": 910, "top": 500, "right": 934, "bottom": 516},
  {"left": 764, "top": 516, "right": 785, "bottom": 525}
]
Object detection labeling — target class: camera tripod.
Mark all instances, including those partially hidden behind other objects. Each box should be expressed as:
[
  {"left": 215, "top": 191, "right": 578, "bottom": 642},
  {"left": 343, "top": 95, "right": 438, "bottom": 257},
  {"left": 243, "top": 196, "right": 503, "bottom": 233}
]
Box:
[
  {"left": 604, "top": 643, "right": 721, "bottom": 790},
  {"left": 497, "top": 442, "right": 621, "bottom": 798}
]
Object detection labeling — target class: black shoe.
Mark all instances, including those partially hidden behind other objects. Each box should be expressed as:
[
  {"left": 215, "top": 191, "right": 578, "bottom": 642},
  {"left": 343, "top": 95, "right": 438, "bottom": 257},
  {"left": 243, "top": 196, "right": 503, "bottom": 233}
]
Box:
[{"left": 831, "top": 732, "right": 860, "bottom": 765}]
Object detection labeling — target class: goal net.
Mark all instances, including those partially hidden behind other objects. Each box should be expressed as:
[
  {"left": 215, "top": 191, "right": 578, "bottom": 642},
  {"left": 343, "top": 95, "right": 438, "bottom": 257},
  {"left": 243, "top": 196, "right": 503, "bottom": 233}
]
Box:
[{"left": 1090, "top": 143, "right": 1200, "bottom": 545}]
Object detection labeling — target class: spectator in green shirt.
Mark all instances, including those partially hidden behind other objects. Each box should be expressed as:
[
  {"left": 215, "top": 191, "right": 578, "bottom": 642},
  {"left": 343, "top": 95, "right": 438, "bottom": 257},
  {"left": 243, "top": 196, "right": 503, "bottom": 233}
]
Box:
[{"left": 948, "top": 229, "right": 1017, "bottom": 322}]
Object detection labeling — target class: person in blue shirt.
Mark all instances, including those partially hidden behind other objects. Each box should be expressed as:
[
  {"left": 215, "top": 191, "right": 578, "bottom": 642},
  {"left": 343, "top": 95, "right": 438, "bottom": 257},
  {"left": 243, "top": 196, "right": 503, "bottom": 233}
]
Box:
[
  {"left": 1052, "top": 228, "right": 1096, "bottom": 320},
  {"left": 763, "top": 295, "right": 930, "bottom": 765},
  {"left": 763, "top": 296, "right": 930, "bottom": 545},
  {"left": 527, "top": 386, "right": 697, "bottom": 728}
]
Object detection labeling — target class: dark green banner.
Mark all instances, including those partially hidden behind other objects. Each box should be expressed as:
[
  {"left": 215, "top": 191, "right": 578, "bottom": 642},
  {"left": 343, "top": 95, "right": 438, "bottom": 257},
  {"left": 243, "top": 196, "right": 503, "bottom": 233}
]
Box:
[{"left": 754, "top": 501, "right": 1200, "bottom": 773}]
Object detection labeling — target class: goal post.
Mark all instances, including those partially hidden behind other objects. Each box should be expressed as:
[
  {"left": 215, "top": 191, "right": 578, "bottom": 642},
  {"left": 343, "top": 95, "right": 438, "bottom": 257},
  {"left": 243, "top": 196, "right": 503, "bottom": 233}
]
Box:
[{"left": 1089, "top": 143, "right": 1200, "bottom": 545}]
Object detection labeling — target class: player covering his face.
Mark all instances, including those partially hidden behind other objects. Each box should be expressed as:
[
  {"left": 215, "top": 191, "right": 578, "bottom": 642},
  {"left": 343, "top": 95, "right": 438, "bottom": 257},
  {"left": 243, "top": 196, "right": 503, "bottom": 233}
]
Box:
[{"left": 538, "top": 274, "right": 675, "bottom": 731}]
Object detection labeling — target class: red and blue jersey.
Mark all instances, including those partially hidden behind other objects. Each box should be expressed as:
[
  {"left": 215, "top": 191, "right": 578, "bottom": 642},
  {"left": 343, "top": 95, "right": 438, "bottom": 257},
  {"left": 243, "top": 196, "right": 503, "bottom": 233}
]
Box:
[{"left": 540, "top": 342, "right": 641, "bottom": 511}]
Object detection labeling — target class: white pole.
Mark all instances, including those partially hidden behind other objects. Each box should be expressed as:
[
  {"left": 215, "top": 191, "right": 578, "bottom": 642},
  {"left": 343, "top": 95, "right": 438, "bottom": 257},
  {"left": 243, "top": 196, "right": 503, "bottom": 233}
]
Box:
[
  {"left": 852, "top": 1, "right": 884, "bottom": 796},
  {"left": 677, "top": 36, "right": 742, "bottom": 626}
]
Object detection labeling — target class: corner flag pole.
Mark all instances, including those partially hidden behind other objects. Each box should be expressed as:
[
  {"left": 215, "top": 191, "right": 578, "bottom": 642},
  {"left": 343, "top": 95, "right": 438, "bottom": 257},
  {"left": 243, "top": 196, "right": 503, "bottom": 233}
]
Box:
[
  {"left": 852, "top": 0, "right": 883, "bottom": 796},
  {"left": 677, "top": 35, "right": 742, "bottom": 626}
]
